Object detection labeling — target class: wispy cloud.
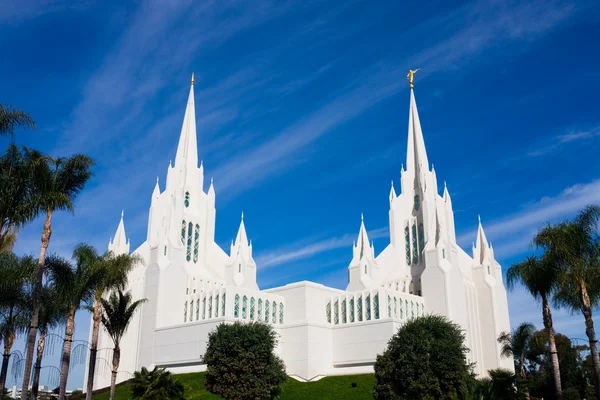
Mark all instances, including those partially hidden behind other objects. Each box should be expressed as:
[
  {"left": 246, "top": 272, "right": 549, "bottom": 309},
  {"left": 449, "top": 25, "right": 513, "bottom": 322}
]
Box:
[
  {"left": 457, "top": 179, "right": 600, "bottom": 258},
  {"left": 527, "top": 125, "right": 600, "bottom": 158},
  {"left": 0, "top": 0, "right": 91, "bottom": 23},
  {"left": 255, "top": 226, "right": 388, "bottom": 269}
]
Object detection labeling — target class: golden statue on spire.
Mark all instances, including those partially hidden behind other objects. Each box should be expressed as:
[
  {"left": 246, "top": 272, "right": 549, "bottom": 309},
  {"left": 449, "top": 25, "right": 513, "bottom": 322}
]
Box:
[
  {"left": 406, "top": 68, "right": 420, "bottom": 89},
  {"left": 191, "top": 72, "right": 195, "bottom": 85}
]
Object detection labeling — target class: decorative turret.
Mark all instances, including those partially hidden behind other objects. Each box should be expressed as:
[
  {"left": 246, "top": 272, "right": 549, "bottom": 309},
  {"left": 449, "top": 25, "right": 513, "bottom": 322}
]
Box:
[
  {"left": 109, "top": 210, "right": 130, "bottom": 255},
  {"left": 226, "top": 212, "right": 258, "bottom": 290},
  {"left": 174, "top": 74, "right": 198, "bottom": 173},
  {"left": 152, "top": 177, "right": 160, "bottom": 203},
  {"left": 346, "top": 214, "right": 381, "bottom": 291},
  {"left": 389, "top": 180, "right": 397, "bottom": 205},
  {"left": 473, "top": 215, "right": 493, "bottom": 264}
]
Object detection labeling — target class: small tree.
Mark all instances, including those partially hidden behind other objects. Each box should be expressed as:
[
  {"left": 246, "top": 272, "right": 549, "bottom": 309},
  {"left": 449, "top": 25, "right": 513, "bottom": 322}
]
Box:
[
  {"left": 203, "top": 322, "right": 286, "bottom": 400},
  {"left": 130, "top": 366, "right": 185, "bottom": 400},
  {"left": 373, "top": 315, "right": 472, "bottom": 399},
  {"left": 498, "top": 322, "right": 536, "bottom": 399}
]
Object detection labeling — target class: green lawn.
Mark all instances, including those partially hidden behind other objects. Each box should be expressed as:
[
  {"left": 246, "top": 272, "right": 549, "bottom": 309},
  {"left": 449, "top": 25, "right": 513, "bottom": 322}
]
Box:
[{"left": 92, "top": 372, "right": 376, "bottom": 400}]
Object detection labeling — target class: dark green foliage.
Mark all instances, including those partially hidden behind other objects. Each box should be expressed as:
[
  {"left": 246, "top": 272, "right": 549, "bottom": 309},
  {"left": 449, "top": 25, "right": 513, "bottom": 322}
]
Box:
[
  {"left": 130, "top": 367, "right": 185, "bottom": 400},
  {"left": 0, "top": 104, "right": 35, "bottom": 137},
  {"left": 203, "top": 322, "right": 287, "bottom": 400},
  {"left": 487, "top": 368, "right": 526, "bottom": 400},
  {"left": 373, "top": 315, "right": 472, "bottom": 399}
]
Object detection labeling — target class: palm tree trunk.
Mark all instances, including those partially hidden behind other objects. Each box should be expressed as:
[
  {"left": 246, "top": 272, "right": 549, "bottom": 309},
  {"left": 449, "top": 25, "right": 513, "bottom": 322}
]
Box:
[
  {"left": 109, "top": 345, "right": 120, "bottom": 400},
  {"left": 58, "top": 305, "right": 75, "bottom": 400},
  {"left": 0, "top": 331, "right": 15, "bottom": 400},
  {"left": 542, "top": 294, "right": 562, "bottom": 400},
  {"left": 21, "top": 209, "right": 53, "bottom": 400},
  {"left": 580, "top": 279, "right": 600, "bottom": 399},
  {"left": 519, "top": 357, "right": 530, "bottom": 400},
  {"left": 86, "top": 299, "right": 102, "bottom": 400},
  {"left": 31, "top": 330, "right": 46, "bottom": 400}
]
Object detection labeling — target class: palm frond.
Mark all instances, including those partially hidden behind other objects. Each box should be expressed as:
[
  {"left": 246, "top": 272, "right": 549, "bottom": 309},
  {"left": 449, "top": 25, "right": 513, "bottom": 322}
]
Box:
[
  {"left": 101, "top": 290, "right": 147, "bottom": 347},
  {"left": 0, "top": 104, "right": 35, "bottom": 137}
]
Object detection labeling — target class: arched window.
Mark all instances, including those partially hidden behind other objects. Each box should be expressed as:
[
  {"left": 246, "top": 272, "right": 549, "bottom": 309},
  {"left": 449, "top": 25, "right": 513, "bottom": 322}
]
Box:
[
  {"left": 418, "top": 223, "right": 425, "bottom": 256},
  {"left": 184, "top": 191, "right": 190, "bottom": 208},
  {"left": 414, "top": 194, "right": 420, "bottom": 211},
  {"left": 181, "top": 220, "right": 186, "bottom": 244},
  {"left": 234, "top": 295, "right": 239, "bottom": 318},
  {"left": 341, "top": 300, "right": 347, "bottom": 324},
  {"left": 349, "top": 298, "right": 355, "bottom": 322},
  {"left": 326, "top": 301, "right": 331, "bottom": 323},
  {"left": 272, "top": 302, "right": 277, "bottom": 324},
  {"left": 196, "top": 299, "right": 199, "bottom": 320},
  {"left": 186, "top": 222, "right": 193, "bottom": 261},
  {"left": 333, "top": 300, "right": 339, "bottom": 324},
  {"left": 193, "top": 224, "right": 200, "bottom": 263},
  {"left": 357, "top": 296, "right": 363, "bottom": 322},
  {"left": 242, "top": 296, "right": 248, "bottom": 319},
  {"left": 258, "top": 299, "right": 263, "bottom": 321},
  {"left": 279, "top": 303, "right": 284, "bottom": 324},
  {"left": 184, "top": 301, "right": 187, "bottom": 322},
  {"left": 250, "top": 298, "right": 256, "bottom": 320},
  {"left": 365, "top": 295, "right": 371, "bottom": 320},
  {"left": 404, "top": 226, "right": 411, "bottom": 265},
  {"left": 374, "top": 294, "right": 379, "bottom": 320},
  {"left": 412, "top": 223, "right": 418, "bottom": 264},
  {"left": 265, "top": 301, "right": 270, "bottom": 322},
  {"left": 208, "top": 296, "right": 213, "bottom": 318}
]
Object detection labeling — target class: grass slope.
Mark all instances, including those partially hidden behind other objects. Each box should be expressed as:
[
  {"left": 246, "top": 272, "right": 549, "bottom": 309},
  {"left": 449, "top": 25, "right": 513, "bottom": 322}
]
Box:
[{"left": 93, "top": 372, "right": 376, "bottom": 400}]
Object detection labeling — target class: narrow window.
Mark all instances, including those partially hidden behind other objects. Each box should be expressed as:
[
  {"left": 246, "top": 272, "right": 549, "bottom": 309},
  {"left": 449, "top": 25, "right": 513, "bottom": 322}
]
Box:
[
  {"left": 405, "top": 300, "right": 408, "bottom": 319},
  {"left": 193, "top": 224, "right": 200, "bottom": 263},
  {"left": 414, "top": 194, "right": 420, "bottom": 211},
  {"left": 349, "top": 298, "right": 355, "bottom": 323},
  {"left": 242, "top": 296, "right": 248, "bottom": 319},
  {"left": 202, "top": 296, "right": 206, "bottom": 319},
  {"left": 221, "top": 294, "right": 226, "bottom": 316},
  {"left": 365, "top": 295, "right": 371, "bottom": 320},
  {"left": 265, "top": 301, "right": 270, "bottom": 322},
  {"left": 488, "top": 265, "right": 491, "bottom": 274},
  {"left": 238, "top": 264, "right": 241, "bottom": 273},
  {"left": 387, "top": 295, "right": 392, "bottom": 318},
  {"left": 272, "top": 302, "right": 277, "bottom": 324},
  {"left": 411, "top": 301, "right": 414, "bottom": 318},
  {"left": 186, "top": 222, "right": 193, "bottom": 261},
  {"left": 258, "top": 299, "right": 263, "bottom": 321},
  {"left": 215, "top": 295, "right": 219, "bottom": 317},
  {"left": 341, "top": 300, "right": 347, "bottom": 324},
  {"left": 374, "top": 294, "right": 379, "bottom": 320},
  {"left": 195, "top": 299, "right": 199, "bottom": 320},
  {"left": 250, "top": 298, "right": 256, "bottom": 320},
  {"left": 418, "top": 223, "right": 425, "bottom": 256},
  {"left": 189, "top": 300, "right": 193, "bottom": 321},
  {"left": 208, "top": 296, "right": 213, "bottom": 318},
  {"left": 279, "top": 303, "right": 284, "bottom": 324},
  {"left": 326, "top": 301, "right": 331, "bottom": 323},
  {"left": 333, "top": 300, "right": 339, "bottom": 324},
  {"left": 181, "top": 220, "right": 186, "bottom": 244},
  {"left": 357, "top": 296, "right": 363, "bottom": 322},
  {"left": 404, "top": 226, "right": 411, "bottom": 265},
  {"left": 442, "top": 248, "right": 445, "bottom": 259},
  {"left": 364, "top": 265, "right": 367, "bottom": 274},
  {"left": 184, "top": 191, "right": 190, "bottom": 207},
  {"left": 164, "top": 246, "right": 167, "bottom": 256},
  {"left": 234, "top": 294, "right": 240, "bottom": 318},
  {"left": 184, "top": 301, "right": 187, "bottom": 322},
  {"left": 412, "top": 223, "right": 418, "bottom": 264}
]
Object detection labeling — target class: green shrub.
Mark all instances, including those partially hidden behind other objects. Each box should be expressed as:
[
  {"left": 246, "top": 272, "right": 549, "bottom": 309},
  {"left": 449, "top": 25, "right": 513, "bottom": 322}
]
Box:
[
  {"left": 203, "top": 322, "right": 287, "bottom": 400},
  {"left": 129, "top": 366, "right": 185, "bottom": 400}
]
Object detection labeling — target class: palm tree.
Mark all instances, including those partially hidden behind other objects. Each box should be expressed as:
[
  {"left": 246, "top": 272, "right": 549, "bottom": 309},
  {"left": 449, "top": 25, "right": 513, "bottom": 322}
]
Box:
[
  {"left": 0, "top": 104, "right": 35, "bottom": 137},
  {"left": 0, "top": 253, "right": 35, "bottom": 400},
  {"left": 0, "top": 144, "right": 39, "bottom": 254},
  {"left": 30, "top": 285, "right": 65, "bottom": 400},
  {"left": 86, "top": 251, "right": 142, "bottom": 400},
  {"left": 506, "top": 255, "right": 562, "bottom": 399},
  {"left": 498, "top": 322, "right": 536, "bottom": 399},
  {"left": 129, "top": 366, "right": 185, "bottom": 400},
  {"left": 20, "top": 153, "right": 94, "bottom": 400},
  {"left": 535, "top": 205, "right": 600, "bottom": 398},
  {"left": 45, "top": 245, "right": 102, "bottom": 400},
  {"left": 101, "top": 290, "right": 146, "bottom": 400}
]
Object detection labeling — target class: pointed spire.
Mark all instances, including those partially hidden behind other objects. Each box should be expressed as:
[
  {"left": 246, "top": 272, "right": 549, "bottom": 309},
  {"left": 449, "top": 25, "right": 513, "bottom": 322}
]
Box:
[
  {"left": 152, "top": 178, "right": 160, "bottom": 200},
  {"left": 356, "top": 214, "right": 371, "bottom": 260},
  {"left": 208, "top": 177, "right": 215, "bottom": 197},
  {"left": 234, "top": 213, "right": 249, "bottom": 247},
  {"left": 109, "top": 210, "right": 130, "bottom": 255},
  {"left": 389, "top": 180, "right": 397, "bottom": 202},
  {"left": 174, "top": 77, "right": 198, "bottom": 171},
  {"left": 443, "top": 181, "right": 452, "bottom": 206},
  {"left": 474, "top": 216, "right": 490, "bottom": 264},
  {"left": 405, "top": 88, "right": 430, "bottom": 182}
]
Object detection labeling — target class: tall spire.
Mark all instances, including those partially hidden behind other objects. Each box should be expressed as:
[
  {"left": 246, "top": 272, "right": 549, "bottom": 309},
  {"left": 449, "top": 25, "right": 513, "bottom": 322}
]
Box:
[
  {"left": 174, "top": 74, "right": 198, "bottom": 172},
  {"left": 474, "top": 215, "right": 490, "bottom": 264},
  {"left": 109, "top": 210, "right": 130, "bottom": 255},
  {"left": 405, "top": 87, "right": 430, "bottom": 181},
  {"left": 234, "top": 212, "right": 248, "bottom": 247},
  {"left": 355, "top": 215, "right": 371, "bottom": 260}
]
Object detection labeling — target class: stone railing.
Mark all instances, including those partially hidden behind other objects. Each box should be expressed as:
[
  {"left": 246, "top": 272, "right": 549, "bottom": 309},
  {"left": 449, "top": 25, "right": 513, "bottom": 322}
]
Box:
[{"left": 325, "top": 288, "right": 425, "bottom": 325}]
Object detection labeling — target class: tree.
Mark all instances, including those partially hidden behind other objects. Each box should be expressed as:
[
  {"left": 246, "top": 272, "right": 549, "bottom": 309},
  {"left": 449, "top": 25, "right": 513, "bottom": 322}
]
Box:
[
  {"left": 535, "top": 205, "right": 600, "bottom": 399},
  {"left": 45, "top": 245, "right": 102, "bottom": 400},
  {"left": 373, "top": 315, "right": 472, "bottom": 399},
  {"left": 20, "top": 153, "right": 94, "bottom": 400},
  {"left": 86, "top": 251, "right": 142, "bottom": 400},
  {"left": 0, "top": 253, "right": 35, "bottom": 400},
  {"left": 203, "top": 322, "right": 287, "bottom": 400},
  {"left": 30, "top": 285, "right": 65, "bottom": 400},
  {"left": 498, "top": 322, "right": 536, "bottom": 399},
  {"left": 101, "top": 290, "right": 146, "bottom": 400},
  {"left": 130, "top": 366, "right": 185, "bottom": 400},
  {"left": 0, "top": 104, "right": 35, "bottom": 137},
  {"left": 507, "top": 255, "right": 563, "bottom": 399},
  {"left": 488, "top": 368, "right": 524, "bottom": 400}
]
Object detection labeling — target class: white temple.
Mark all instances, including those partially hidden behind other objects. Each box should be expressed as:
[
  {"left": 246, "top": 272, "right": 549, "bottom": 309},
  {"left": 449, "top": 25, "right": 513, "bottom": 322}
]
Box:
[{"left": 84, "top": 75, "right": 513, "bottom": 387}]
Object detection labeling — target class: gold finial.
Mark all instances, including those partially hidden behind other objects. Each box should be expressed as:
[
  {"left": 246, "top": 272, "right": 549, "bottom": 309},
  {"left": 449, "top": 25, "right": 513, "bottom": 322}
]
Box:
[
  {"left": 406, "top": 68, "right": 420, "bottom": 89},
  {"left": 191, "top": 73, "right": 195, "bottom": 85}
]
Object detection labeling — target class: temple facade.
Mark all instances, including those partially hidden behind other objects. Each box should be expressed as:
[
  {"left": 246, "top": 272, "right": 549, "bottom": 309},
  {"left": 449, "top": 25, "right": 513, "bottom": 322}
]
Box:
[{"left": 84, "top": 76, "right": 512, "bottom": 388}]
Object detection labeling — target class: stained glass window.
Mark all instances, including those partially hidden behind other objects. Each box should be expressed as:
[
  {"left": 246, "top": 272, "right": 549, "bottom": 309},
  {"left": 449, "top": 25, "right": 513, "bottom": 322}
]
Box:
[
  {"left": 418, "top": 223, "right": 424, "bottom": 256},
  {"left": 184, "top": 301, "right": 187, "bottom": 322},
  {"left": 181, "top": 220, "right": 186, "bottom": 244},
  {"left": 365, "top": 295, "right": 371, "bottom": 320},
  {"left": 357, "top": 296, "right": 363, "bottom": 322},
  {"left": 341, "top": 300, "right": 347, "bottom": 324},
  {"left": 374, "top": 294, "right": 379, "bottom": 320},
  {"left": 202, "top": 297, "right": 206, "bottom": 319},
  {"left": 387, "top": 295, "right": 391, "bottom": 318},
  {"left": 258, "top": 299, "right": 263, "bottom": 321},
  {"left": 234, "top": 294, "right": 239, "bottom": 318},
  {"left": 214, "top": 295, "right": 219, "bottom": 317},
  {"left": 349, "top": 298, "right": 355, "bottom": 323},
  {"left": 279, "top": 303, "right": 284, "bottom": 324},
  {"left": 326, "top": 301, "right": 331, "bottom": 323},
  {"left": 250, "top": 298, "right": 256, "bottom": 320},
  {"left": 184, "top": 191, "right": 190, "bottom": 208},
  {"left": 196, "top": 299, "right": 199, "bottom": 320},
  {"left": 265, "top": 301, "right": 270, "bottom": 322},
  {"left": 412, "top": 223, "right": 418, "bottom": 264},
  {"left": 242, "top": 296, "right": 248, "bottom": 319},
  {"left": 272, "top": 302, "right": 277, "bottom": 324},
  {"left": 414, "top": 194, "right": 420, "bottom": 211},
  {"left": 186, "top": 222, "right": 193, "bottom": 262},
  {"left": 221, "top": 294, "right": 226, "bottom": 316},
  {"left": 405, "top": 226, "right": 411, "bottom": 265},
  {"left": 333, "top": 300, "right": 339, "bottom": 324},
  {"left": 193, "top": 224, "right": 200, "bottom": 263}
]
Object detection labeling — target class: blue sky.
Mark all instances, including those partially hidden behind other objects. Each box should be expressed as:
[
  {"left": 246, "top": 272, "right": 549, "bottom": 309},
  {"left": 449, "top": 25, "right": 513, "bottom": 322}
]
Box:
[{"left": 2, "top": 0, "right": 600, "bottom": 390}]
